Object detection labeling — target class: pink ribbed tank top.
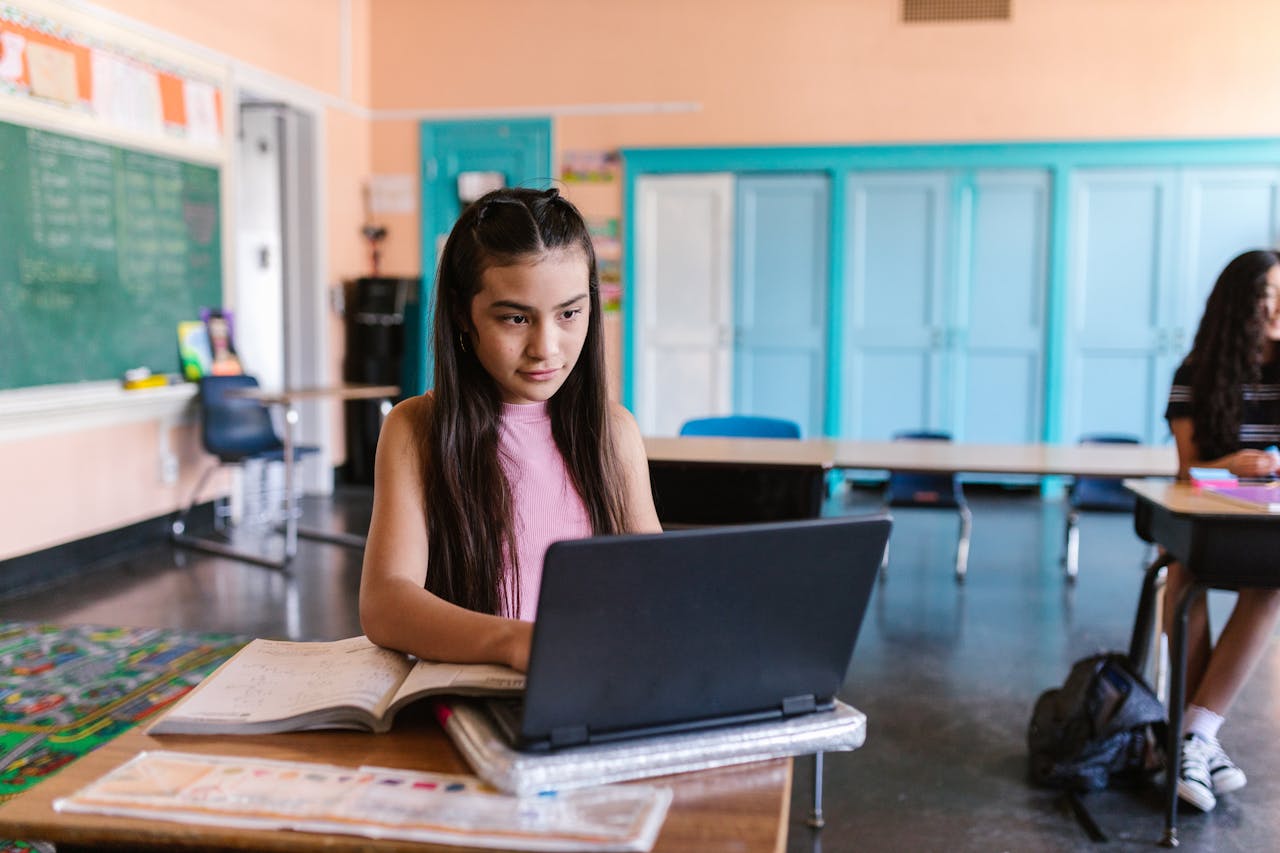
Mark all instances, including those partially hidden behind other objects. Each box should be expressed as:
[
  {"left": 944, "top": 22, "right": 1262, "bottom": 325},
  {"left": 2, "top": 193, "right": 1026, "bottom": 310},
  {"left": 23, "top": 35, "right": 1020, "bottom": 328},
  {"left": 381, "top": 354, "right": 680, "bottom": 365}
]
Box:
[{"left": 498, "top": 401, "right": 592, "bottom": 621}]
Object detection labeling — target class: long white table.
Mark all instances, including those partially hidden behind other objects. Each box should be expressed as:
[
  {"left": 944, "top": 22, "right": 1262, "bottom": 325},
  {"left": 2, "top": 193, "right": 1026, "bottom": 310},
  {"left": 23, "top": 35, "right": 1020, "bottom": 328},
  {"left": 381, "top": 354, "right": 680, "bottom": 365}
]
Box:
[{"left": 644, "top": 436, "right": 1178, "bottom": 479}]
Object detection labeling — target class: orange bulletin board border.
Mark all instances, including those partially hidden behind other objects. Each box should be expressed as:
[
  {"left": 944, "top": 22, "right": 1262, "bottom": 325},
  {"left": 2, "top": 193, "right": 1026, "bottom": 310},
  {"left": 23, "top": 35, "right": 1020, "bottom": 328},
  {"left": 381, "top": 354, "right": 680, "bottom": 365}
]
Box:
[{"left": 0, "top": 3, "right": 223, "bottom": 143}]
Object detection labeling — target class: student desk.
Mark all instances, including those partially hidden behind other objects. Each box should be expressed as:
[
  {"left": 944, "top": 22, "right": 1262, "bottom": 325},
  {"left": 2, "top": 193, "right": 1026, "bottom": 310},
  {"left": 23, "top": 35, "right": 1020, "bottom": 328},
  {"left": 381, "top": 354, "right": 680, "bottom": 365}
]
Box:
[
  {"left": 643, "top": 436, "right": 834, "bottom": 525},
  {"left": 0, "top": 714, "right": 792, "bottom": 852},
  {"left": 1123, "top": 479, "right": 1280, "bottom": 847},
  {"left": 644, "top": 436, "right": 1177, "bottom": 478},
  {"left": 643, "top": 435, "right": 1177, "bottom": 524},
  {"left": 226, "top": 383, "right": 399, "bottom": 564},
  {"left": 829, "top": 439, "right": 1176, "bottom": 479}
]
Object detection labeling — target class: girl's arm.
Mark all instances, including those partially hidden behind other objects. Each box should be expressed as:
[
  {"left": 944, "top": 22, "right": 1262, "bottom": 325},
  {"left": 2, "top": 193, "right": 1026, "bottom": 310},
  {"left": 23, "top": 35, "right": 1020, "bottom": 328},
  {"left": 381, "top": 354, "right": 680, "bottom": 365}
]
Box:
[
  {"left": 609, "top": 402, "right": 663, "bottom": 533},
  {"left": 1169, "top": 417, "right": 1280, "bottom": 479},
  {"left": 358, "top": 398, "right": 532, "bottom": 671}
]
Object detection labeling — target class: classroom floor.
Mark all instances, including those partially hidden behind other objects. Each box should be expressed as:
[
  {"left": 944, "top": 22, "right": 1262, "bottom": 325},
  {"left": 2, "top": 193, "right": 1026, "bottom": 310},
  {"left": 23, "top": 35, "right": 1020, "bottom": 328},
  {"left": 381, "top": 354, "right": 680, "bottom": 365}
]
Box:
[{"left": 2, "top": 484, "right": 1278, "bottom": 852}]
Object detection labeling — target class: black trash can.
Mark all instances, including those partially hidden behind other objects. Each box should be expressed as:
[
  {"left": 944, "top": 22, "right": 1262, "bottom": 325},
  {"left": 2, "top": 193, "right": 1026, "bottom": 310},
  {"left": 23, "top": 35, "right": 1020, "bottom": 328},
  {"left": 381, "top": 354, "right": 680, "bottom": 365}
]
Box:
[{"left": 342, "top": 277, "right": 414, "bottom": 484}]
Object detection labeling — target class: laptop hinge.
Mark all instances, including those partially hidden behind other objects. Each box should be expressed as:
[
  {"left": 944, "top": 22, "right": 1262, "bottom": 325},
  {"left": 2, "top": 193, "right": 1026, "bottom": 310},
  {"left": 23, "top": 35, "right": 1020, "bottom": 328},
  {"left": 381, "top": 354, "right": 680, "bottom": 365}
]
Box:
[
  {"left": 550, "top": 724, "right": 589, "bottom": 748},
  {"left": 782, "top": 694, "right": 817, "bottom": 716}
]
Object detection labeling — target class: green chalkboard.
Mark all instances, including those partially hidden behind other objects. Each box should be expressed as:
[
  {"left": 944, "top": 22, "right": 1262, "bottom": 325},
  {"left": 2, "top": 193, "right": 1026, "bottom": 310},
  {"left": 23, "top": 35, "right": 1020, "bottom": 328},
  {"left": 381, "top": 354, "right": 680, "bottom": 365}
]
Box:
[{"left": 0, "top": 119, "right": 222, "bottom": 390}]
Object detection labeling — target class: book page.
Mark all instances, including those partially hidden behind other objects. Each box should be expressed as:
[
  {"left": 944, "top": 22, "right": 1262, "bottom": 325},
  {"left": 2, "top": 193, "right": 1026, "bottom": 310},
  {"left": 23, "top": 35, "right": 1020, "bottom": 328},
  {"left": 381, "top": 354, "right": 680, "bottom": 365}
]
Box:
[
  {"left": 158, "top": 636, "right": 413, "bottom": 729},
  {"left": 391, "top": 660, "right": 525, "bottom": 708},
  {"left": 54, "top": 750, "right": 673, "bottom": 852}
]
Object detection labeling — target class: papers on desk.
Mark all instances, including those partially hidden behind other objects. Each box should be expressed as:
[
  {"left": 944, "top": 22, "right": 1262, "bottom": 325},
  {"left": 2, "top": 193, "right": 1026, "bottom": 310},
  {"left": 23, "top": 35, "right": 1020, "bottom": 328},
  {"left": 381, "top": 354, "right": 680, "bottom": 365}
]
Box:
[
  {"left": 1198, "top": 481, "right": 1280, "bottom": 512},
  {"left": 54, "top": 750, "right": 672, "bottom": 852}
]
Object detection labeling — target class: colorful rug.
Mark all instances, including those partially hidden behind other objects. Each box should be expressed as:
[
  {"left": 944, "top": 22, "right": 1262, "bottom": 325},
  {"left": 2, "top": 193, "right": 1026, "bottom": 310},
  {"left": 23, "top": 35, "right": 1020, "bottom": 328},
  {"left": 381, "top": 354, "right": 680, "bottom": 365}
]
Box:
[{"left": 0, "top": 620, "right": 246, "bottom": 849}]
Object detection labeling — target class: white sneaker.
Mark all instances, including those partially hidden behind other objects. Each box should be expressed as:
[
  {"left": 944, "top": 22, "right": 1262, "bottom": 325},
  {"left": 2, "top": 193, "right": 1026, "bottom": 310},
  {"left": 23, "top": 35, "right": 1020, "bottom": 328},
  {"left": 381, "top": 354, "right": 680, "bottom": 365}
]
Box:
[
  {"left": 1205, "top": 737, "right": 1247, "bottom": 795},
  {"left": 1177, "top": 733, "right": 1217, "bottom": 812}
]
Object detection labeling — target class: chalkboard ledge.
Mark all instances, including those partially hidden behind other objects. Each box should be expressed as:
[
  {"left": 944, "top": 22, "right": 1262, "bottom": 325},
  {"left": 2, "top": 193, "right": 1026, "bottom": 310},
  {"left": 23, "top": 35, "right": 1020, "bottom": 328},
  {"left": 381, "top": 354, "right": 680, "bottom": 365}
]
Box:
[{"left": 0, "top": 381, "right": 198, "bottom": 444}]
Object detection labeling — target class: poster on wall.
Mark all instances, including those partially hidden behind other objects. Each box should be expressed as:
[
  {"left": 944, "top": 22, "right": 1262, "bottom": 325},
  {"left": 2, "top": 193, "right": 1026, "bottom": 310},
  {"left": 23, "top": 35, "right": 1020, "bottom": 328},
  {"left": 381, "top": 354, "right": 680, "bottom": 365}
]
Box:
[
  {"left": 589, "top": 217, "right": 622, "bottom": 312},
  {"left": 562, "top": 150, "right": 620, "bottom": 183},
  {"left": 0, "top": 3, "right": 224, "bottom": 147}
]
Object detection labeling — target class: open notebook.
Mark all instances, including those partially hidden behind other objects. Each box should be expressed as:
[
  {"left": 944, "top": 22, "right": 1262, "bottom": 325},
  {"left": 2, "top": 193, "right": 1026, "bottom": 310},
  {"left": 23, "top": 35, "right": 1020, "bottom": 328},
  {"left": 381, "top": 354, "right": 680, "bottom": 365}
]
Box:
[{"left": 487, "top": 514, "right": 890, "bottom": 751}]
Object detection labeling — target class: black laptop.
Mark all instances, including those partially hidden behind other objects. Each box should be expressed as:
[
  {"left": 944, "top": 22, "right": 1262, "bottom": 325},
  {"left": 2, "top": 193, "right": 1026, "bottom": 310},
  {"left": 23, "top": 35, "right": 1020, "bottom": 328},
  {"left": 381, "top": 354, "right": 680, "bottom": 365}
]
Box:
[{"left": 487, "top": 514, "right": 890, "bottom": 751}]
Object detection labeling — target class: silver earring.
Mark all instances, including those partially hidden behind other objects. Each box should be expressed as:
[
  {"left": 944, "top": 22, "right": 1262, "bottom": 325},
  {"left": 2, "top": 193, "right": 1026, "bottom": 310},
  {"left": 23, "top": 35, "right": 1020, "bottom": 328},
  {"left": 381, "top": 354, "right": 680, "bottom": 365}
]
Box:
[{"left": 458, "top": 332, "right": 469, "bottom": 353}]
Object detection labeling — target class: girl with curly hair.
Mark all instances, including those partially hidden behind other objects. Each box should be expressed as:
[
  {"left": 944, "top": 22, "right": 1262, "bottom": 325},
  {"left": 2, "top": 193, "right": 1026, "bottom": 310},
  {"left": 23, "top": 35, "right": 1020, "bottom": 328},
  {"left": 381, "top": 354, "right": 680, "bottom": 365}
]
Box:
[{"left": 1164, "top": 248, "right": 1280, "bottom": 811}]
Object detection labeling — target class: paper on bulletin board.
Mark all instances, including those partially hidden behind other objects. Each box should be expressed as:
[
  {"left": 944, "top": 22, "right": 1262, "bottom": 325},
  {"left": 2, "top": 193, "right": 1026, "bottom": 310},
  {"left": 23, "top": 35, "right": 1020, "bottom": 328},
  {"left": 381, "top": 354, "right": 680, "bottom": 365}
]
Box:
[
  {"left": 368, "top": 173, "right": 417, "bottom": 215},
  {"left": 25, "top": 40, "right": 76, "bottom": 104},
  {"left": 0, "top": 30, "right": 26, "bottom": 82}
]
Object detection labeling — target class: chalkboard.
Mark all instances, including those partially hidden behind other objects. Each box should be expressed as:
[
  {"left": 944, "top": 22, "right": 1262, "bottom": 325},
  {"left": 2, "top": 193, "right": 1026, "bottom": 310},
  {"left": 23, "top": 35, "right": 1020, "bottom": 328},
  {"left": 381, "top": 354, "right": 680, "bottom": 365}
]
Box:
[{"left": 0, "top": 119, "right": 222, "bottom": 390}]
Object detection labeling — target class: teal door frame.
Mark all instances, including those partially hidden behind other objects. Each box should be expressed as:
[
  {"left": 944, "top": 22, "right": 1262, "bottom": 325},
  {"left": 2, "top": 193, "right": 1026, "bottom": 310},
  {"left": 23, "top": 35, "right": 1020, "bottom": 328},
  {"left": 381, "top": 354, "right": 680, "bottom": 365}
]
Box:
[
  {"left": 415, "top": 118, "right": 552, "bottom": 395},
  {"left": 621, "top": 138, "right": 1280, "bottom": 440}
]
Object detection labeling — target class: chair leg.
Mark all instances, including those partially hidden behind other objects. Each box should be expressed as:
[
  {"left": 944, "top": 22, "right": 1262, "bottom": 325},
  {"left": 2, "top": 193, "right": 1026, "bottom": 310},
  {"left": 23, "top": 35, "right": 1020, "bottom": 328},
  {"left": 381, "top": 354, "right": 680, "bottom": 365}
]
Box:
[
  {"left": 1063, "top": 511, "right": 1080, "bottom": 582},
  {"left": 954, "top": 505, "right": 972, "bottom": 583},
  {"left": 807, "top": 751, "right": 825, "bottom": 829},
  {"left": 171, "top": 461, "right": 290, "bottom": 570},
  {"left": 877, "top": 504, "right": 890, "bottom": 583},
  {"left": 171, "top": 462, "right": 221, "bottom": 538}
]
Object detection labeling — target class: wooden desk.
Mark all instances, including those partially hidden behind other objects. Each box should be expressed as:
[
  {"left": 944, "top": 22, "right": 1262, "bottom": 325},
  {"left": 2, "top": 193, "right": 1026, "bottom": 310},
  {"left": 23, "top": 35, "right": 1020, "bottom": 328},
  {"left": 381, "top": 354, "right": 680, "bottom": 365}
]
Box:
[
  {"left": 1124, "top": 480, "right": 1280, "bottom": 846},
  {"left": 0, "top": 711, "right": 792, "bottom": 852}
]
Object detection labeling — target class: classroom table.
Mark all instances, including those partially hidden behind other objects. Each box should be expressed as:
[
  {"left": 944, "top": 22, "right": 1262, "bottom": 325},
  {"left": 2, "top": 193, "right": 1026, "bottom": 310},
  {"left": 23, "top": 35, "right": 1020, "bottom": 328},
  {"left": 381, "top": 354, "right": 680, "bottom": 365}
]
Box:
[
  {"left": 1122, "top": 479, "right": 1280, "bottom": 847},
  {"left": 643, "top": 436, "right": 834, "bottom": 526},
  {"left": 0, "top": 710, "right": 793, "bottom": 853},
  {"left": 643, "top": 436, "right": 1178, "bottom": 479},
  {"left": 226, "top": 383, "right": 399, "bottom": 566}
]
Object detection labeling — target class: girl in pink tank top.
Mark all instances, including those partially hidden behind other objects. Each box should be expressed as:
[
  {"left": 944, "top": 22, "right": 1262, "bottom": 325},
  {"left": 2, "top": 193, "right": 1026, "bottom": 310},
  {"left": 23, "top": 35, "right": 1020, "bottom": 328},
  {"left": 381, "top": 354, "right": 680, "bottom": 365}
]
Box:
[{"left": 359, "top": 188, "right": 661, "bottom": 673}]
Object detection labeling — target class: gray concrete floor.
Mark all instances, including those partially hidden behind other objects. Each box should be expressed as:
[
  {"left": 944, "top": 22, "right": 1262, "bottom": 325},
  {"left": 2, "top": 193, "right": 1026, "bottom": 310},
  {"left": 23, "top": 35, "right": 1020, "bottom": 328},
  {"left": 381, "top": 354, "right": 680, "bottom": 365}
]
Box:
[{"left": 1, "top": 484, "right": 1276, "bottom": 852}]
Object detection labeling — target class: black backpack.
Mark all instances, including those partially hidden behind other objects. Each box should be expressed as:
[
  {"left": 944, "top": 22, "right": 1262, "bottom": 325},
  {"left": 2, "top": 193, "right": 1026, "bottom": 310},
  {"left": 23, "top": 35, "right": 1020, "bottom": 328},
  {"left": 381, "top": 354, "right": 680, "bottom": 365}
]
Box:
[{"left": 1028, "top": 652, "right": 1167, "bottom": 793}]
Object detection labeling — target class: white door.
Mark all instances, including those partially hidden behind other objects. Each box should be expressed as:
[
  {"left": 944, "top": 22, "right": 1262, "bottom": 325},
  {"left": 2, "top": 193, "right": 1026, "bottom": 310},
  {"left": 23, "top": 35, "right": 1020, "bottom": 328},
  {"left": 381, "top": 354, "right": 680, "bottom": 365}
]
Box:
[
  {"left": 634, "top": 174, "right": 735, "bottom": 435},
  {"left": 841, "top": 171, "right": 950, "bottom": 439}
]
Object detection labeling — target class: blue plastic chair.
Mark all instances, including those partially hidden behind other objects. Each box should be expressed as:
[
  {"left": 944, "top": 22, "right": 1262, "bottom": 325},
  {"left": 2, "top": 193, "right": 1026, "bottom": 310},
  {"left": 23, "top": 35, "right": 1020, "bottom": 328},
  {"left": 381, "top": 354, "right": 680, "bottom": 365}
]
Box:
[
  {"left": 882, "top": 430, "right": 972, "bottom": 582},
  {"left": 171, "top": 375, "right": 319, "bottom": 567},
  {"left": 678, "top": 415, "right": 802, "bottom": 439},
  {"left": 1062, "top": 433, "right": 1141, "bottom": 581}
]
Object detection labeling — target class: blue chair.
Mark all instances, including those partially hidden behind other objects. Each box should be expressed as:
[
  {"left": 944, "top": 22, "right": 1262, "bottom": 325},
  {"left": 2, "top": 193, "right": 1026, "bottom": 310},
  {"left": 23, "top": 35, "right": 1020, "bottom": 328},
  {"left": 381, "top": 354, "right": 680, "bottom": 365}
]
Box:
[
  {"left": 882, "top": 430, "right": 972, "bottom": 583},
  {"left": 1061, "top": 433, "right": 1141, "bottom": 581},
  {"left": 678, "top": 415, "right": 802, "bottom": 439},
  {"left": 171, "top": 375, "right": 319, "bottom": 568}
]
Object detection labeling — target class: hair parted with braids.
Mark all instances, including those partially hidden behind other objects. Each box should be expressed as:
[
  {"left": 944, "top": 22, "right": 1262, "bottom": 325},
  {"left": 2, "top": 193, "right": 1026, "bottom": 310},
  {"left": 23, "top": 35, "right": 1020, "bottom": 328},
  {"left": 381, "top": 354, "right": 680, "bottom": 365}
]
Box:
[
  {"left": 420, "top": 187, "right": 626, "bottom": 617},
  {"left": 1185, "top": 249, "right": 1280, "bottom": 461}
]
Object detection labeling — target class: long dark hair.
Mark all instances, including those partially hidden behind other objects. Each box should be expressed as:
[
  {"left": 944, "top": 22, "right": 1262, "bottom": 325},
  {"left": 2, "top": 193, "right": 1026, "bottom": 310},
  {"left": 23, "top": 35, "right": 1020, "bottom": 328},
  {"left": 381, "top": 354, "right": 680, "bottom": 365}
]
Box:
[
  {"left": 1186, "top": 249, "right": 1280, "bottom": 460},
  {"left": 421, "top": 187, "right": 626, "bottom": 616}
]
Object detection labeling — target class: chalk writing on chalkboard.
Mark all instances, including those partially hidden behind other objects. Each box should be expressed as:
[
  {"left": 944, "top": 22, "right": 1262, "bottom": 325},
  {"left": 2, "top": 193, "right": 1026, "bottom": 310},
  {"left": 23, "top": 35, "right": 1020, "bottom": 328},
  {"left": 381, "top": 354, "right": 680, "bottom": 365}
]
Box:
[{"left": 0, "top": 119, "right": 222, "bottom": 390}]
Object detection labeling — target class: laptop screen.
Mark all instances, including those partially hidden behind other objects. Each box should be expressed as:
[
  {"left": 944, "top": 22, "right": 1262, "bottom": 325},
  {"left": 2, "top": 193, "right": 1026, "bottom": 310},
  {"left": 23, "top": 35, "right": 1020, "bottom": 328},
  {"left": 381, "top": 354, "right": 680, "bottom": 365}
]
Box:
[{"left": 510, "top": 514, "right": 890, "bottom": 750}]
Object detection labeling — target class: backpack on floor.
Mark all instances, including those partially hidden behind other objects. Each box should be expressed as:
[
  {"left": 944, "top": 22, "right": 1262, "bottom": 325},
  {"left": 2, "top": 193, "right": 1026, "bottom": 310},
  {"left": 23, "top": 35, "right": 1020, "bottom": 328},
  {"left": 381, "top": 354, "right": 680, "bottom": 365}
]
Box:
[{"left": 1028, "top": 652, "right": 1167, "bottom": 792}]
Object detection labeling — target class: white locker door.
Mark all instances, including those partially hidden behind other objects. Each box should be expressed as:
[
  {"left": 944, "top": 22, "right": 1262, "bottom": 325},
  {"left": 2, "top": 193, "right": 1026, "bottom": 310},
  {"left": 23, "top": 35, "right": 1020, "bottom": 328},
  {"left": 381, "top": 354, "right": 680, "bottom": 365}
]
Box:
[{"left": 634, "top": 174, "right": 735, "bottom": 435}]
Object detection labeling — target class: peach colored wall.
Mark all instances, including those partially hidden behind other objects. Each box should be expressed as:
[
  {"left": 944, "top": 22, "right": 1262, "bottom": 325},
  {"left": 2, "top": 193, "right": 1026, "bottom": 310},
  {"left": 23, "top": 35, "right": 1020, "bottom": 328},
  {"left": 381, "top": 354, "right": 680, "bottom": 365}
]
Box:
[
  {"left": 1, "top": 0, "right": 371, "bottom": 561},
  {"left": 369, "top": 0, "right": 1280, "bottom": 142},
  {"left": 365, "top": 0, "right": 1280, "bottom": 273}
]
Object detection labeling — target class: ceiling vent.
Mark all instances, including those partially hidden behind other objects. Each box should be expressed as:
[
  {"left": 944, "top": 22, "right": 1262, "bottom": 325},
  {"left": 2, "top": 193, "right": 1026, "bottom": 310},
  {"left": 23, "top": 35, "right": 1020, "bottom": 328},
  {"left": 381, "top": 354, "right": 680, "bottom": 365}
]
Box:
[{"left": 903, "top": 0, "right": 1012, "bottom": 23}]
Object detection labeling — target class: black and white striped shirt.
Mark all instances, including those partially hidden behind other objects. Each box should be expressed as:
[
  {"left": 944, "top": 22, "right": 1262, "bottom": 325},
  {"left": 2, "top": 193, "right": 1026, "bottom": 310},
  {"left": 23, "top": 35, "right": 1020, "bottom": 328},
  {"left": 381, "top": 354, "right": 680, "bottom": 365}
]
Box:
[{"left": 1165, "top": 361, "right": 1280, "bottom": 450}]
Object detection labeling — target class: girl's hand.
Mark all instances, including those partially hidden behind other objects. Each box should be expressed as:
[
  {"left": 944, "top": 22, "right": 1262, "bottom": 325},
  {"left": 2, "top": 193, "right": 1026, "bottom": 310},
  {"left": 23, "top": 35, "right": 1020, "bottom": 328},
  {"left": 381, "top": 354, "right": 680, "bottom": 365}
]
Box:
[{"left": 1227, "top": 449, "right": 1280, "bottom": 478}]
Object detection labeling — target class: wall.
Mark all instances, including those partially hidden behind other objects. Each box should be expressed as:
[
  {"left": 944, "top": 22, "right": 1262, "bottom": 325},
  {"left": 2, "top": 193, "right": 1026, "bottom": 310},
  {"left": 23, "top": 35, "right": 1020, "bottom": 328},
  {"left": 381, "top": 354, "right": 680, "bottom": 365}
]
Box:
[
  {"left": 360, "top": 0, "right": 1280, "bottom": 406},
  {"left": 1, "top": 0, "right": 372, "bottom": 560},
  {"left": 7, "top": 0, "right": 1280, "bottom": 559}
]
